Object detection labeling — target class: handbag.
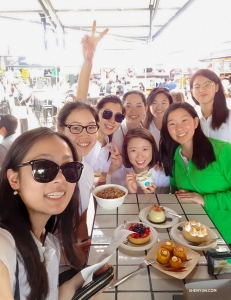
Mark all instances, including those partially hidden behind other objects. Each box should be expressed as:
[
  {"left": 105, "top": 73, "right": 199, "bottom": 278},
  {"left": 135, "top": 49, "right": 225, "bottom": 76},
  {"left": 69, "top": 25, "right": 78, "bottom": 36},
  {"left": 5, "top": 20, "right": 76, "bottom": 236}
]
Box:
[{"left": 71, "top": 265, "right": 114, "bottom": 300}]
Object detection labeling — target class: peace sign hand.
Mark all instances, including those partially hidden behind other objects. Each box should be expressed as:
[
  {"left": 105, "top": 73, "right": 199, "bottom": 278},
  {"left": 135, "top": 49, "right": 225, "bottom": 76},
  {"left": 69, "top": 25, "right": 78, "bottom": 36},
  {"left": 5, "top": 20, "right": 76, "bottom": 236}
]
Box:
[
  {"left": 81, "top": 20, "right": 109, "bottom": 60},
  {"left": 107, "top": 141, "right": 123, "bottom": 174}
]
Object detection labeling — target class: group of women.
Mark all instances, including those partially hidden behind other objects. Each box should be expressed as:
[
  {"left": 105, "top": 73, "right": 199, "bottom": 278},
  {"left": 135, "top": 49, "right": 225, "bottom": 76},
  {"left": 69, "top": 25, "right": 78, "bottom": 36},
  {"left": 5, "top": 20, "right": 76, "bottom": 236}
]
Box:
[{"left": 0, "top": 21, "right": 231, "bottom": 299}]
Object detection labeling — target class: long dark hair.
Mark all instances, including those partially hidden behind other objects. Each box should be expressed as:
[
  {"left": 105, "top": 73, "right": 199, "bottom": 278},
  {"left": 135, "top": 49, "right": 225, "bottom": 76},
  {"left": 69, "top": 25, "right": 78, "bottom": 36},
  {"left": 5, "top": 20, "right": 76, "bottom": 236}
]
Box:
[
  {"left": 143, "top": 87, "right": 173, "bottom": 129},
  {"left": 57, "top": 101, "right": 99, "bottom": 128},
  {"left": 160, "top": 102, "right": 216, "bottom": 176},
  {"left": 190, "top": 69, "right": 229, "bottom": 130},
  {"left": 122, "top": 127, "right": 159, "bottom": 169},
  {"left": 0, "top": 127, "right": 81, "bottom": 300}
]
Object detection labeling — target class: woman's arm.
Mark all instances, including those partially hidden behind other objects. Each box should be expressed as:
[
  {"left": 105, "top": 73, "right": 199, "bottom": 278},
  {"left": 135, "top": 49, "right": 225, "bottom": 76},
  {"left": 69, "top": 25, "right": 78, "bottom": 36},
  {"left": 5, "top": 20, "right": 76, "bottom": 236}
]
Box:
[
  {"left": 58, "top": 271, "right": 85, "bottom": 300},
  {"left": 0, "top": 261, "right": 14, "bottom": 300},
  {"left": 76, "top": 21, "right": 108, "bottom": 101}
]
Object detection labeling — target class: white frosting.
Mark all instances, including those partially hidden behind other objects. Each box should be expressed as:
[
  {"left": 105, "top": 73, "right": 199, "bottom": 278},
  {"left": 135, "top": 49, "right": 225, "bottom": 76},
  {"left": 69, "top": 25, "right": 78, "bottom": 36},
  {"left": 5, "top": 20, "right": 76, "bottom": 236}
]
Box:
[
  {"left": 136, "top": 170, "right": 152, "bottom": 182},
  {"left": 184, "top": 221, "right": 208, "bottom": 237}
]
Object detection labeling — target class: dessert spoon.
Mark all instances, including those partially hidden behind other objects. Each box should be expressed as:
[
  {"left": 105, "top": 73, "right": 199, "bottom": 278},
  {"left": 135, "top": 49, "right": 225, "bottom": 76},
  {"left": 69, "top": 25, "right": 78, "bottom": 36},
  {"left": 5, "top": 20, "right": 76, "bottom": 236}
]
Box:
[
  {"left": 122, "top": 220, "right": 128, "bottom": 244},
  {"left": 161, "top": 207, "right": 182, "bottom": 218}
]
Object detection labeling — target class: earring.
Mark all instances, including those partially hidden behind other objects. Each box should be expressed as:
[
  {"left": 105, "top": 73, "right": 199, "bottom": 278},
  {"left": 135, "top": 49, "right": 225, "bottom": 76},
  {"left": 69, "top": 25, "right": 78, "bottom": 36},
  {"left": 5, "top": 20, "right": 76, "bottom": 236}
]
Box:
[{"left": 13, "top": 190, "right": 18, "bottom": 195}]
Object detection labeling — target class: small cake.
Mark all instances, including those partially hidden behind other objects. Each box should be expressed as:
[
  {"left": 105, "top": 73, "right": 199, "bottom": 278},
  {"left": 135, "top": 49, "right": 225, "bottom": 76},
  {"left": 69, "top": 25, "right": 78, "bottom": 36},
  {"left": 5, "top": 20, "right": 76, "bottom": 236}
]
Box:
[
  {"left": 148, "top": 205, "right": 166, "bottom": 223},
  {"left": 169, "top": 256, "right": 182, "bottom": 269},
  {"left": 128, "top": 223, "right": 151, "bottom": 245},
  {"left": 157, "top": 247, "right": 170, "bottom": 264},
  {"left": 173, "top": 245, "right": 187, "bottom": 261},
  {"left": 182, "top": 220, "right": 209, "bottom": 244},
  {"left": 160, "top": 240, "right": 175, "bottom": 253},
  {"left": 136, "top": 170, "right": 154, "bottom": 188}
]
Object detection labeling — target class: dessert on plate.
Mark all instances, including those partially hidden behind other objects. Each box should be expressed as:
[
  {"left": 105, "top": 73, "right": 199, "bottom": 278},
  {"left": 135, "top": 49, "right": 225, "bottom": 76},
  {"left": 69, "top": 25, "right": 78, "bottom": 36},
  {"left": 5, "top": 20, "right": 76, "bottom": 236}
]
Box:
[
  {"left": 148, "top": 204, "right": 166, "bottom": 224},
  {"left": 160, "top": 240, "right": 175, "bottom": 253},
  {"left": 128, "top": 223, "right": 151, "bottom": 245},
  {"left": 136, "top": 169, "right": 154, "bottom": 188},
  {"left": 182, "top": 220, "right": 208, "bottom": 244}
]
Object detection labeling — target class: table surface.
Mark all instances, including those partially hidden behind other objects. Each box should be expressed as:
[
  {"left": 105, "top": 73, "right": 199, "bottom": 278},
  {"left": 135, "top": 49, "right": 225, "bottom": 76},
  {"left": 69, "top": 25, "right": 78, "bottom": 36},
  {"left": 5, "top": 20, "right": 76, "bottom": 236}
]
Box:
[{"left": 87, "top": 193, "right": 231, "bottom": 300}]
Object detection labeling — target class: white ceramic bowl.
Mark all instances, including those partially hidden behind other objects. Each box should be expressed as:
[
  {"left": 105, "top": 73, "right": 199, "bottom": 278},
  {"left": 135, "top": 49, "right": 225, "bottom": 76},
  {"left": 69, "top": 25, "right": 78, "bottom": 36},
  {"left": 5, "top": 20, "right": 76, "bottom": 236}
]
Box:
[{"left": 92, "top": 184, "right": 128, "bottom": 209}]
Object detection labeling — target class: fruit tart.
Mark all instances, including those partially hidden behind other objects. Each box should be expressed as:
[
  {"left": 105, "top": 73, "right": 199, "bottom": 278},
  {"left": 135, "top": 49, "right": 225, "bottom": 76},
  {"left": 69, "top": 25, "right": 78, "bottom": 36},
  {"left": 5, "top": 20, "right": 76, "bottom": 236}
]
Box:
[{"left": 128, "top": 223, "right": 151, "bottom": 245}]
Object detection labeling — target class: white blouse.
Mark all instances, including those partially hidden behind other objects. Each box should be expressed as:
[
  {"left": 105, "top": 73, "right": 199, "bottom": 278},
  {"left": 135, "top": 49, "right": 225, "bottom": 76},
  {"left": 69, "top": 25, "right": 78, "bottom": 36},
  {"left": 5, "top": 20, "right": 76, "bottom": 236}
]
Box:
[
  {"left": 148, "top": 121, "right": 160, "bottom": 149},
  {"left": 78, "top": 158, "right": 94, "bottom": 214},
  {"left": 0, "top": 228, "right": 60, "bottom": 300},
  {"left": 199, "top": 109, "right": 231, "bottom": 143},
  {"left": 111, "top": 166, "right": 170, "bottom": 194},
  {"left": 84, "top": 137, "right": 111, "bottom": 173}
]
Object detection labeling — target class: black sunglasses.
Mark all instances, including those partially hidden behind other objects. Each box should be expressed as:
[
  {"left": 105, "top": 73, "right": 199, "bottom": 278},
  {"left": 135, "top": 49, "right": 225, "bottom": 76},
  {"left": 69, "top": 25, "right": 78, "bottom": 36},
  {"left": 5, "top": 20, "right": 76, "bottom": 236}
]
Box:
[
  {"left": 15, "top": 160, "right": 84, "bottom": 183},
  {"left": 102, "top": 109, "right": 125, "bottom": 123}
]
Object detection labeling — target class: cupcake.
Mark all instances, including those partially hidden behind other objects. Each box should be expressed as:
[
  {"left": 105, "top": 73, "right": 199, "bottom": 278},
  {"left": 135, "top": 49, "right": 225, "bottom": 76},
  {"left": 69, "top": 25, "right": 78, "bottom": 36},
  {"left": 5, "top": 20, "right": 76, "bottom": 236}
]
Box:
[{"left": 136, "top": 170, "right": 154, "bottom": 188}]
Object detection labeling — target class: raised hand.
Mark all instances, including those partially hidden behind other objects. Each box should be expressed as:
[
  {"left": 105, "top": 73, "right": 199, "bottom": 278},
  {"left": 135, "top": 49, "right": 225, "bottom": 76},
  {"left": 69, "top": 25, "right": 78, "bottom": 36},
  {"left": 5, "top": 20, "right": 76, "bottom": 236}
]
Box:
[
  {"left": 126, "top": 172, "right": 138, "bottom": 193},
  {"left": 81, "top": 20, "right": 109, "bottom": 60},
  {"left": 141, "top": 182, "right": 157, "bottom": 194},
  {"left": 107, "top": 141, "right": 122, "bottom": 169}
]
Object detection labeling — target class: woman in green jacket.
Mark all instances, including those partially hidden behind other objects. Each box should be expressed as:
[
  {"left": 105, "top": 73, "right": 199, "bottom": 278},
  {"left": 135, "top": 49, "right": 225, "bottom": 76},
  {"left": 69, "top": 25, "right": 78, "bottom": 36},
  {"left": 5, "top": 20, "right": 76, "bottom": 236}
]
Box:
[{"left": 160, "top": 102, "right": 231, "bottom": 244}]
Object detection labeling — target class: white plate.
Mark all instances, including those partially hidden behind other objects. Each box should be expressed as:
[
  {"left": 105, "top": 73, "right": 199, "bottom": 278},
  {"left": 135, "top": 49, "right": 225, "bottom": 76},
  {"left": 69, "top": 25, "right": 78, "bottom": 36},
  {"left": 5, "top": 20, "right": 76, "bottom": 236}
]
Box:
[
  {"left": 114, "top": 221, "right": 158, "bottom": 251},
  {"left": 139, "top": 206, "right": 180, "bottom": 229},
  {"left": 170, "top": 222, "right": 218, "bottom": 251}
]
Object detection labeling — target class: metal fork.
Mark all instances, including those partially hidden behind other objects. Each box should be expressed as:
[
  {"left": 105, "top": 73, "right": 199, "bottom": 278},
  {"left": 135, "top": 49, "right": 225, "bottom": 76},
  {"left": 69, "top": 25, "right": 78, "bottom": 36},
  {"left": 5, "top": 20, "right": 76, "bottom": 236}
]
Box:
[{"left": 108, "top": 259, "right": 155, "bottom": 289}]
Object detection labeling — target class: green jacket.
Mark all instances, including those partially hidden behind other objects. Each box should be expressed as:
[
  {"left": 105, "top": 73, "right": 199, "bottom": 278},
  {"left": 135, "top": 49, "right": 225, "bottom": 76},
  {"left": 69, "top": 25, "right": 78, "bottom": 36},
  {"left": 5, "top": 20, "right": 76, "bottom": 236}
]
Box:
[{"left": 170, "top": 138, "right": 231, "bottom": 244}]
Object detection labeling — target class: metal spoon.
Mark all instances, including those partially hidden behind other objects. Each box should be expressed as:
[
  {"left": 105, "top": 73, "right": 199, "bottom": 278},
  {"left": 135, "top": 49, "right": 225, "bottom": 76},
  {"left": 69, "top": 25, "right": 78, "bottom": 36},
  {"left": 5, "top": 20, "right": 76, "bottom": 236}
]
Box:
[
  {"left": 122, "top": 220, "right": 128, "bottom": 244},
  {"left": 161, "top": 207, "right": 182, "bottom": 218}
]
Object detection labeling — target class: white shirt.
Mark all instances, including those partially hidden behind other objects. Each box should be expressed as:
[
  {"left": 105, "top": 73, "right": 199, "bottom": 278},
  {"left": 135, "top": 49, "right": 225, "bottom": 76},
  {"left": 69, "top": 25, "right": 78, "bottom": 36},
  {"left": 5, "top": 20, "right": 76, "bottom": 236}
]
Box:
[
  {"left": 199, "top": 109, "right": 231, "bottom": 143},
  {"left": 112, "top": 121, "right": 128, "bottom": 154},
  {"left": 78, "top": 158, "right": 94, "bottom": 214},
  {"left": 0, "top": 228, "right": 60, "bottom": 300},
  {"left": 148, "top": 121, "right": 160, "bottom": 149},
  {"left": 111, "top": 166, "right": 170, "bottom": 194},
  {"left": 84, "top": 137, "right": 111, "bottom": 173}
]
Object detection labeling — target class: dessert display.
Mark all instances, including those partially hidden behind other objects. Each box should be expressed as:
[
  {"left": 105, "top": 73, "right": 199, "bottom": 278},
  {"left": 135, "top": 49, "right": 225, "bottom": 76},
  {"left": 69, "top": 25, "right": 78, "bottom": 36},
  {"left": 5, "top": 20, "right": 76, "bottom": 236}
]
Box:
[
  {"left": 157, "top": 247, "right": 170, "bottom": 264},
  {"left": 169, "top": 256, "right": 182, "bottom": 270},
  {"left": 96, "top": 187, "right": 125, "bottom": 199},
  {"left": 160, "top": 240, "right": 175, "bottom": 253},
  {"left": 136, "top": 170, "right": 154, "bottom": 188},
  {"left": 148, "top": 205, "right": 166, "bottom": 224},
  {"left": 182, "top": 220, "right": 209, "bottom": 244},
  {"left": 173, "top": 245, "right": 187, "bottom": 261},
  {"left": 156, "top": 240, "right": 188, "bottom": 271},
  {"left": 128, "top": 223, "right": 151, "bottom": 245}
]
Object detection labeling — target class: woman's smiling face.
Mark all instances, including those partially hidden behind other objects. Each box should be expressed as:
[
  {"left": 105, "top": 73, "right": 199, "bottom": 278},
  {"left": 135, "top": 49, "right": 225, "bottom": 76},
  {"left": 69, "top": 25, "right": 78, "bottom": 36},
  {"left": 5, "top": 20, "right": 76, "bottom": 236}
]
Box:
[
  {"left": 124, "top": 93, "right": 146, "bottom": 125},
  {"left": 150, "top": 93, "right": 171, "bottom": 120},
  {"left": 59, "top": 108, "right": 98, "bottom": 157},
  {"left": 167, "top": 108, "right": 199, "bottom": 147},
  {"left": 9, "top": 135, "right": 77, "bottom": 221},
  {"left": 98, "top": 102, "right": 123, "bottom": 136}
]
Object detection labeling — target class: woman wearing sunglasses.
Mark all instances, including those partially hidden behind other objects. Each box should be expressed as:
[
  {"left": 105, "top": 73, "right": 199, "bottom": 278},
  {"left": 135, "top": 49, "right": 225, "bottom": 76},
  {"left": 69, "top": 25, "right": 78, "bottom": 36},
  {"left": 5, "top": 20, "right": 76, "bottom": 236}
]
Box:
[
  {"left": 84, "top": 95, "right": 125, "bottom": 177},
  {"left": 112, "top": 90, "right": 147, "bottom": 153},
  {"left": 190, "top": 69, "right": 231, "bottom": 143},
  {"left": 143, "top": 87, "right": 173, "bottom": 149},
  {"left": 160, "top": 102, "right": 231, "bottom": 245},
  {"left": 0, "top": 127, "right": 108, "bottom": 299}
]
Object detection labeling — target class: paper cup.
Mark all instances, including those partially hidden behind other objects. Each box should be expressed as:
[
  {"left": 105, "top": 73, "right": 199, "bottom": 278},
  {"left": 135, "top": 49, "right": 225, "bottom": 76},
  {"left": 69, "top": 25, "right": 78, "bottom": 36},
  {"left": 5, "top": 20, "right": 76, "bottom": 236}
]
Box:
[{"left": 137, "top": 176, "right": 154, "bottom": 188}]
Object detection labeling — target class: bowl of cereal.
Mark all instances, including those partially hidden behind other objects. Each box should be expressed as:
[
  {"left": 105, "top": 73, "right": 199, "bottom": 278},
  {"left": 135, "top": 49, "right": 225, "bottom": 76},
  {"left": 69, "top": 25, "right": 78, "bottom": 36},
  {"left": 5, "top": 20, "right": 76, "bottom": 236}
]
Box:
[{"left": 92, "top": 184, "right": 128, "bottom": 209}]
